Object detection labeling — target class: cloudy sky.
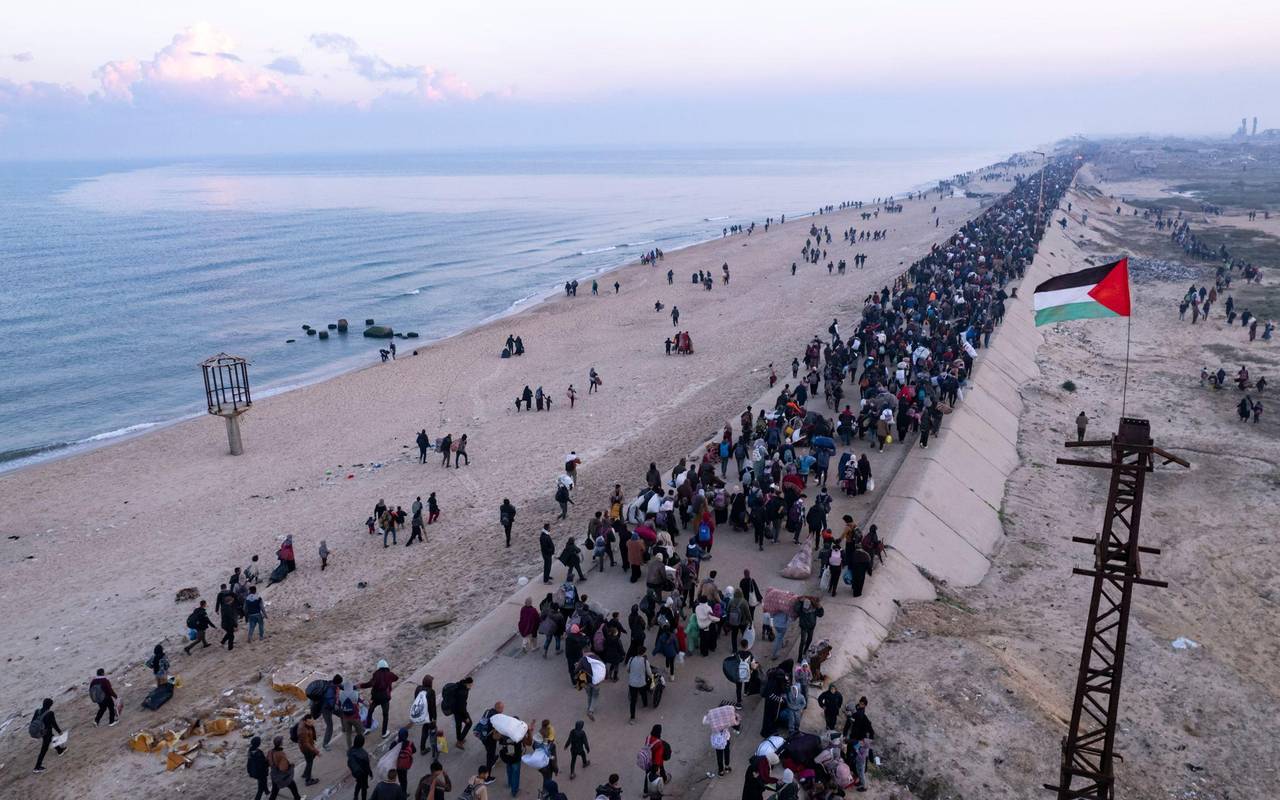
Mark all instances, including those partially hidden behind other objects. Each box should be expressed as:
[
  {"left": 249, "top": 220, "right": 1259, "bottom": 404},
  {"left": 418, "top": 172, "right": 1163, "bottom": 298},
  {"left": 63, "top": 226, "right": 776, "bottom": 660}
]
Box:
[{"left": 3, "top": 0, "right": 1278, "bottom": 158}]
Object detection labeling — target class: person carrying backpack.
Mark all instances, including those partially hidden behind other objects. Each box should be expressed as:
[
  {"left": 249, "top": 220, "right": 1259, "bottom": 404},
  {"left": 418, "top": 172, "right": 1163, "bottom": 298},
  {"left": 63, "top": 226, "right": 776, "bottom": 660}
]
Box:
[
  {"left": 247, "top": 735, "right": 270, "bottom": 800},
  {"left": 183, "top": 600, "right": 214, "bottom": 655},
  {"left": 30, "top": 698, "right": 64, "bottom": 774},
  {"left": 440, "top": 676, "right": 474, "bottom": 749},
  {"left": 416, "top": 761, "right": 452, "bottom": 800},
  {"left": 147, "top": 644, "right": 170, "bottom": 686},
  {"left": 458, "top": 764, "right": 491, "bottom": 800},
  {"left": 268, "top": 735, "right": 302, "bottom": 799},
  {"left": 89, "top": 668, "right": 119, "bottom": 727},
  {"left": 392, "top": 727, "right": 416, "bottom": 792}
]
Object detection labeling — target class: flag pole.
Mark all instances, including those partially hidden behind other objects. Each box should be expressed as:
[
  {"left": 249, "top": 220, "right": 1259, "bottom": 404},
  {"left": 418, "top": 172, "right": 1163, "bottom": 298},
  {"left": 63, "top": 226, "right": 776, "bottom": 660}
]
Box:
[{"left": 1121, "top": 313, "right": 1132, "bottom": 417}]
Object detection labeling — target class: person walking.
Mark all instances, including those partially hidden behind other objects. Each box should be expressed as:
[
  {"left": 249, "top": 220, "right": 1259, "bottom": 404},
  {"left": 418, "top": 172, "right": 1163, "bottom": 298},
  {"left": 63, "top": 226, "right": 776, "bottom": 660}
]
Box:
[
  {"left": 567, "top": 720, "right": 590, "bottom": 779},
  {"left": 498, "top": 733, "right": 524, "bottom": 796},
  {"left": 147, "top": 643, "right": 170, "bottom": 686},
  {"left": 518, "top": 598, "right": 540, "bottom": 652},
  {"left": 347, "top": 733, "right": 373, "bottom": 800},
  {"left": 626, "top": 643, "right": 652, "bottom": 723},
  {"left": 427, "top": 492, "right": 440, "bottom": 525},
  {"left": 555, "top": 483, "right": 573, "bottom": 519},
  {"left": 89, "top": 668, "right": 119, "bottom": 727},
  {"left": 454, "top": 434, "right": 469, "bottom": 467},
  {"left": 371, "top": 769, "right": 406, "bottom": 800},
  {"left": 392, "top": 727, "right": 415, "bottom": 793},
  {"left": 267, "top": 735, "right": 302, "bottom": 800},
  {"left": 219, "top": 591, "right": 239, "bottom": 651},
  {"left": 703, "top": 705, "right": 739, "bottom": 777},
  {"left": 248, "top": 736, "right": 271, "bottom": 800},
  {"left": 439, "top": 433, "right": 453, "bottom": 467},
  {"left": 411, "top": 675, "right": 439, "bottom": 759},
  {"left": 183, "top": 600, "right": 214, "bottom": 654},
  {"left": 245, "top": 586, "right": 267, "bottom": 641},
  {"left": 499, "top": 499, "right": 517, "bottom": 547},
  {"left": 1076, "top": 411, "right": 1089, "bottom": 443},
  {"left": 844, "top": 696, "right": 876, "bottom": 791},
  {"left": 795, "top": 597, "right": 824, "bottom": 658},
  {"left": 298, "top": 713, "right": 320, "bottom": 786},
  {"left": 560, "top": 536, "right": 587, "bottom": 582},
  {"left": 416, "top": 429, "right": 430, "bottom": 464},
  {"left": 443, "top": 676, "right": 474, "bottom": 749},
  {"left": 360, "top": 659, "right": 399, "bottom": 739},
  {"left": 460, "top": 765, "right": 492, "bottom": 800},
  {"left": 338, "top": 680, "right": 363, "bottom": 749},
  {"left": 30, "top": 698, "right": 64, "bottom": 774},
  {"left": 416, "top": 761, "right": 452, "bottom": 800}
]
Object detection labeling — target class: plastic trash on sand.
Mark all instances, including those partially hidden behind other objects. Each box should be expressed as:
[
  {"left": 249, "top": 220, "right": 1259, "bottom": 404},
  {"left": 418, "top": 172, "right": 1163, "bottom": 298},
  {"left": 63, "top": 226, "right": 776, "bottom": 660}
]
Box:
[{"left": 1171, "top": 637, "right": 1200, "bottom": 650}]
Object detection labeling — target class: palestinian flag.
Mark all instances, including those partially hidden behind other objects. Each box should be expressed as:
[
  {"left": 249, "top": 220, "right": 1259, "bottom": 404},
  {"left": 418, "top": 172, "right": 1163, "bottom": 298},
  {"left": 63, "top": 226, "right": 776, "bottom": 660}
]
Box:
[{"left": 1033, "top": 257, "right": 1131, "bottom": 326}]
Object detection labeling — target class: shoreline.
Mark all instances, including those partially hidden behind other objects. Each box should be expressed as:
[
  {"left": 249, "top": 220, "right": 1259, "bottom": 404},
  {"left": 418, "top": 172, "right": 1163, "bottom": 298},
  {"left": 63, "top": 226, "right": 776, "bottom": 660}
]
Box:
[
  {"left": 0, "top": 148, "right": 1034, "bottom": 800},
  {"left": 1, "top": 150, "right": 1009, "bottom": 476}
]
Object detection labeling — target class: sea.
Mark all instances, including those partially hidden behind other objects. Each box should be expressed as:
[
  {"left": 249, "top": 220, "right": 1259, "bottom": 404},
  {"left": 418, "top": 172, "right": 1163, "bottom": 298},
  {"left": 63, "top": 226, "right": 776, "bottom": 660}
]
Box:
[{"left": 0, "top": 145, "right": 1011, "bottom": 471}]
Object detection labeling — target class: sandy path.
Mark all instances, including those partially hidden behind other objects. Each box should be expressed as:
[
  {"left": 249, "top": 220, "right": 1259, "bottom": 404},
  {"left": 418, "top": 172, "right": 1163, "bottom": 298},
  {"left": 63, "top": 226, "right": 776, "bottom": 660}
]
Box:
[{"left": 0, "top": 162, "right": 1021, "bottom": 796}]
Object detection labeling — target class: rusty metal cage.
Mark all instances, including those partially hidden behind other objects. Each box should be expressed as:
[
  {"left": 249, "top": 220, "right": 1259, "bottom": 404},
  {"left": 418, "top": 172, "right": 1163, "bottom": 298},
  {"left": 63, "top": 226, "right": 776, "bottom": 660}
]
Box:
[{"left": 201, "top": 353, "right": 252, "bottom": 416}]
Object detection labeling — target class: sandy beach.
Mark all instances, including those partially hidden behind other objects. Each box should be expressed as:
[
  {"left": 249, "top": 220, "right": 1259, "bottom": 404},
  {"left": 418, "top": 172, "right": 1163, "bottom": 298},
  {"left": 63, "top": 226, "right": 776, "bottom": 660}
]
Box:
[{"left": 0, "top": 157, "right": 1022, "bottom": 796}]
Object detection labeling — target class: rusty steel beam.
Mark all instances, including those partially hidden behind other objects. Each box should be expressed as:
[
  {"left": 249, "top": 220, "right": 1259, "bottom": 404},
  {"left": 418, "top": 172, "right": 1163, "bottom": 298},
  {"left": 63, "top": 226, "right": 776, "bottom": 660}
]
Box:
[{"left": 1046, "top": 417, "right": 1186, "bottom": 799}]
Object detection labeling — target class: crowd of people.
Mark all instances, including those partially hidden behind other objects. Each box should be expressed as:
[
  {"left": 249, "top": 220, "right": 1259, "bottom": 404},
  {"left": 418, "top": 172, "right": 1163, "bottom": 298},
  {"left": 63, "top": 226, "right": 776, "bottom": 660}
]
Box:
[{"left": 26, "top": 158, "right": 1083, "bottom": 800}]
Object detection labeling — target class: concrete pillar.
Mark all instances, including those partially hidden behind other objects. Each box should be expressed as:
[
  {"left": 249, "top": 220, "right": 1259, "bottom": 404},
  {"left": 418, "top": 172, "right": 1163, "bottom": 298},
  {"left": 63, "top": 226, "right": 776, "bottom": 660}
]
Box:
[{"left": 225, "top": 415, "right": 244, "bottom": 456}]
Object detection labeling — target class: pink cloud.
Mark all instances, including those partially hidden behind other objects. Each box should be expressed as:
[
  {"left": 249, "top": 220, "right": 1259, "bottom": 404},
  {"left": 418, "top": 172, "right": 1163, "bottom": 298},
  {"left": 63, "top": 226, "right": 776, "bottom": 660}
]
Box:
[
  {"left": 414, "top": 68, "right": 475, "bottom": 102},
  {"left": 94, "top": 22, "right": 294, "bottom": 108}
]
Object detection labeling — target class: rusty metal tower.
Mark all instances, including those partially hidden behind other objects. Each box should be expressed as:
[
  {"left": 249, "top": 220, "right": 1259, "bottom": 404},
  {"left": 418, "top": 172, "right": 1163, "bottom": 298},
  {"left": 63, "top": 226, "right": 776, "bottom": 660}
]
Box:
[{"left": 1045, "top": 417, "right": 1187, "bottom": 799}]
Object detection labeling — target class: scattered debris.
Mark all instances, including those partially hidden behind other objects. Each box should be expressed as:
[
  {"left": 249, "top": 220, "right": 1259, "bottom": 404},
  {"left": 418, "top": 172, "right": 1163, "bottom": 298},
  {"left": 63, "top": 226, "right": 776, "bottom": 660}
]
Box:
[
  {"left": 174, "top": 588, "right": 200, "bottom": 602},
  {"left": 1171, "top": 637, "right": 1200, "bottom": 650}
]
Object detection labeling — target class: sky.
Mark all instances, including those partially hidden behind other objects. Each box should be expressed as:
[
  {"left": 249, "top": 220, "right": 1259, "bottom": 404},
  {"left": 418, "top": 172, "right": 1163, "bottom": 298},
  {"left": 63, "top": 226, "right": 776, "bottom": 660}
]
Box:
[{"left": 3, "top": 0, "right": 1280, "bottom": 158}]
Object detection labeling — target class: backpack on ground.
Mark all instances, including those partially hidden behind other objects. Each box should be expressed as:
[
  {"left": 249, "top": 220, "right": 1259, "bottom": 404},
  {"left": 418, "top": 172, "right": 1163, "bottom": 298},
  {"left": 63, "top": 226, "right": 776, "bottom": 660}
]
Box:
[
  {"left": 90, "top": 682, "right": 106, "bottom": 705},
  {"left": 28, "top": 712, "right": 46, "bottom": 739},
  {"left": 440, "top": 683, "right": 458, "bottom": 716}
]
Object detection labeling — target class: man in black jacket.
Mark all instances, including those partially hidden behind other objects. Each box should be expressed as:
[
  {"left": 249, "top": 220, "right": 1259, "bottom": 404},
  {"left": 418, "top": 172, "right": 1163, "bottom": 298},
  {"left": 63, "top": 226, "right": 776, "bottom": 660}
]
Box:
[
  {"left": 539, "top": 525, "right": 555, "bottom": 583},
  {"left": 183, "top": 601, "right": 214, "bottom": 655},
  {"left": 247, "top": 735, "right": 270, "bottom": 799},
  {"left": 31, "top": 698, "right": 64, "bottom": 774},
  {"left": 844, "top": 696, "right": 876, "bottom": 791},
  {"left": 499, "top": 499, "right": 517, "bottom": 548},
  {"left": 347, "top": 733, "right": 372, "bottom": 800}
]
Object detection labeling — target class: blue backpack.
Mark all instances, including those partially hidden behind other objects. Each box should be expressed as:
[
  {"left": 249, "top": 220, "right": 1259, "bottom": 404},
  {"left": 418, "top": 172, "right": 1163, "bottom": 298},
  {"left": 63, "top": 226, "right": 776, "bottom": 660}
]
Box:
[{"left": 697, "top": 522, "right": 711, "bottom": 544}]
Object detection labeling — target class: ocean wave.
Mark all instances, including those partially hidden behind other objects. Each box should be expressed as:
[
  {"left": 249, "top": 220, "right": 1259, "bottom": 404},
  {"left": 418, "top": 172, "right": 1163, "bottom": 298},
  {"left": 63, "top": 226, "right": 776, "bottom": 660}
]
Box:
[
  {"left": 578, "top": 246, "right": 617, "bottom": 255},
  {"left": 400, "top": 288, "right": 422, "bottom": 296},
  {"left": 705, "top": 215, "right": 730, "bottom": 221},
  {"left": 83, "top": 421, "right": 162, "bottom": 443},
  {"left": 621, "top": 240, "right": 654, "bottom": 247}
]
